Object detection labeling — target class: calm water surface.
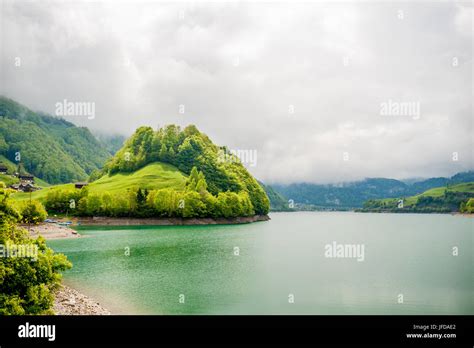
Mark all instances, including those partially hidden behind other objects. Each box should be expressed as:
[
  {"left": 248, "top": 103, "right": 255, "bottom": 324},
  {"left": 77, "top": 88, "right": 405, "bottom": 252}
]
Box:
[{"left": 47, "top": 212, "right": 473, "bottom": 314}]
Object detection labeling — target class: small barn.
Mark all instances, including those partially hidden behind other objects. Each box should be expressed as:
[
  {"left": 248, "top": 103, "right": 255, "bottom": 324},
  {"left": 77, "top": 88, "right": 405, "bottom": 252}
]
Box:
[{"left": 75, "top": 182, "right": 89, "bottom": 189}]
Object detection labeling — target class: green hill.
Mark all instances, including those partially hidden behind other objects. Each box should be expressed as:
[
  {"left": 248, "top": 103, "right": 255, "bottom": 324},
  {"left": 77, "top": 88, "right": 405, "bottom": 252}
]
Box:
[
  {"left": 12, "top": 124, "right": 270, "bottom": 219},
  {"left": 99, "top": 124, "right": 270, "bottom": 215},
  {"left": 0, "top": 96, "right": 112, "bottom": 184},
  {"left": 361, "top": 182, "right": 474, "bottom": 213}
]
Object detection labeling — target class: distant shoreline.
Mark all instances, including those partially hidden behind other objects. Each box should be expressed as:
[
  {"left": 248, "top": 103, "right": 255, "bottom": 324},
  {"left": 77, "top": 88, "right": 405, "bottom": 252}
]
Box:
[{"left": 76, "top": 214, "right": 270, "bottom": 226}]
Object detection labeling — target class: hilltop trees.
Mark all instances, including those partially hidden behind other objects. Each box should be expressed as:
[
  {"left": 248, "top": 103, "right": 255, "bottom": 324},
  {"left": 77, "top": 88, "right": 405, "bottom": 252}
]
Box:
[{"left": 100, "top": 125, "right": 270, "bottom": 215}]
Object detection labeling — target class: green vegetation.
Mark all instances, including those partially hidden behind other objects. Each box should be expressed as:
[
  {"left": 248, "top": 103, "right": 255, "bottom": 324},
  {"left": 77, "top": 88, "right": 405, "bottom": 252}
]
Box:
[
  {"left": 39, "top": 166, "right": 256, "bottom": 218},
  {"left": 0, "top": 174, "right": 17, "bottom": 187},
  {"left": 16, "top": 200, "right": 48, "bottom": 224},
  {"left": 361, "top": 182, "right": 474, "bottom": 213},
  {"left": 0, "top": 96, "right": 111, "bottom": 184},
  {"left": 14, "top": 124, "right": 270, "bottom": 218},
  {"left": 460, "top": 198, "right": 474, "bottom": 213},
  {"left": 0, "top": 183, "right": 71, "bottom": 314},
  {"left": 11, "top": 162, "right": 187, "bottom": 202},
  {"left": 91, "top": 162, "right": 187, "bottom": 193},
  {"left": 98, "top": 125, "right": 269, "bottom": 216}
]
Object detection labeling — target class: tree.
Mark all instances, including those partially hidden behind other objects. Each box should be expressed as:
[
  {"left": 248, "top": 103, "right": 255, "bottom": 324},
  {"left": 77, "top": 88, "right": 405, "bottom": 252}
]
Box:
[
  {"left": 0, "top": 186, "right": 71, "bottom": 314},
  {"left": 159, "top": 143, "right": 168, "bottom": 162},
  {"left": 181, "top": 191, "right": 207, "bottom": 218},
  {"left": 86, "top": 193, "right": 103, "bottom": 215},
  {"left": 18, "top": 200, "right": 47, "bottom": 224}
]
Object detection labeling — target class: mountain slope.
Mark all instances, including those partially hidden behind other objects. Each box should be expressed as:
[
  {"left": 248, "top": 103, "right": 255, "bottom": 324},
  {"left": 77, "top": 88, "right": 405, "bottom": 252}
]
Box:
[{"left": 0, "top": 96, "right": 111, "bottom": 183}]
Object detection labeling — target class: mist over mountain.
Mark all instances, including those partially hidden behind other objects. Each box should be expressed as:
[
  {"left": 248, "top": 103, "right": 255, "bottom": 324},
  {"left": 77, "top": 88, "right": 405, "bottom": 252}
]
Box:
[{"left": 272, "top": 172, "right": 474, "bottom": 209}]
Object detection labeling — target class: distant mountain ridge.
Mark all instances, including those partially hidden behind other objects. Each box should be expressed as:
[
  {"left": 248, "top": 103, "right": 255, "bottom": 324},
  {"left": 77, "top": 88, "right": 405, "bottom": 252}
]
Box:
[
  {"left": 272, "top": 171, "right": 474, "bottom": 209},
  {"left": 0, "top": 96, "right": 112, "bottom": 184},
  {"left": 360, "top": 182, "right": 474, "bottom": 213}
]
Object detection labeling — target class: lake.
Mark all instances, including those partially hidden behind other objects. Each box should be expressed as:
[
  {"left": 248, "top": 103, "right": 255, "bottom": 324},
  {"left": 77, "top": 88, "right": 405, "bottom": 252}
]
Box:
[{"left": 47, "top": 212, "right": 473, "bottom": 315}]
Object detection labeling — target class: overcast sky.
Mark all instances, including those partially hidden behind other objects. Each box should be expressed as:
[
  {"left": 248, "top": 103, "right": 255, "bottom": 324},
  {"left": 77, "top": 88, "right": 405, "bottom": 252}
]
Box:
[{"left": 1, "top": 0, "right": 472, "bottom": 184}]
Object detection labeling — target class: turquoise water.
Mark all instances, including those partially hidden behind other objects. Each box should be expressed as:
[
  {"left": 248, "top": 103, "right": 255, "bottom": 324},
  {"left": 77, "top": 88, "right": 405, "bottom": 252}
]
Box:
[{"left": 47, "top": 212, "right": 473, "bottom": 314}]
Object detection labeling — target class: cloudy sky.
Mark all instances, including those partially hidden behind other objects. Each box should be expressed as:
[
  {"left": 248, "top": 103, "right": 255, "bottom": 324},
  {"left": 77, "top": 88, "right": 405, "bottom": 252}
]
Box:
[{"left": 1, "top": 0, "right": 472, "bottom": 184}]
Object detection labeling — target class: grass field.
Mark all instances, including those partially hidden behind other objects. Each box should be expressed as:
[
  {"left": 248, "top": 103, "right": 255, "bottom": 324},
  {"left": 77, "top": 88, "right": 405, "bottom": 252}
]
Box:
[{"left": 11, "top": 162, "right": 188, "bottom": 202}]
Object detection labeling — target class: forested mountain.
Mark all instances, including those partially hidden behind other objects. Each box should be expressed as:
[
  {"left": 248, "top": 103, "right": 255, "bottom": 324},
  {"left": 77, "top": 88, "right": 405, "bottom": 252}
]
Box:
[
  {"left": 273, "top": 172, "right": 474, "bottom": 209},
  {"left": 0, "top": 97, "right": 111, "bottom": 184}
]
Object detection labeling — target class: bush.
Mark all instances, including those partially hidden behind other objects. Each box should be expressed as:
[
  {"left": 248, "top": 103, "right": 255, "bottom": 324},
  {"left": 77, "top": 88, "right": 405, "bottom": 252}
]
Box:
[{"left": 17, "top": 200, "right": 47, "bottom": 224}]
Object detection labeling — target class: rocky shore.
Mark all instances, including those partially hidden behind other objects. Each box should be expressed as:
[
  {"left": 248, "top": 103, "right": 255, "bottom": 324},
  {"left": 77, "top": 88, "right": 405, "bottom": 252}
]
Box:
[
  {"left": 24, "top": 223, "right": 81, "bottom": 240},
  {"left": 77, "top": 214, "right": 270, "bottom": 226},
  {"left": 53, "top": 285, "right": 110, "bottom": 315}
]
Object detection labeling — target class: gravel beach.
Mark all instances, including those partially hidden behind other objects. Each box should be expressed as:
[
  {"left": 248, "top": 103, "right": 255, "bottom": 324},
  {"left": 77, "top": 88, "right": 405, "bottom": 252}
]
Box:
[
  {"left": 53, "top": 285, "right": 110, "bottom": 315},
  {"left": 24, "top": 222, "right": 81, "bottom": 240}
]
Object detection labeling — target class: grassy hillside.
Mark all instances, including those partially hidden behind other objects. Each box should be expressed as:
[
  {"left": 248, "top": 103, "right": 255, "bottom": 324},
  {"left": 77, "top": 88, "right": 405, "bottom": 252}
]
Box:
[
  {"left": 0, "top": 96, "right": 111, "bottom": 184},
  {"left": 361, "top": 182, "right": 474, "bottom": 213},
  {"left": 90, "top": 162, "right": 187, "bottom": 193},
  {"left": 11, "top": 162, "right": 187, "bottom": 202},
  {"left": 0, "top": 174, "right": 18, "bottom": 186}
]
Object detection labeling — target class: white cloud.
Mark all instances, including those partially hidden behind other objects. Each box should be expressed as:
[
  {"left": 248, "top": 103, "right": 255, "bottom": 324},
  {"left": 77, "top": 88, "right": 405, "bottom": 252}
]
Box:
[{"left": 1, "top": 0, "right": 472, "bottom": 183}]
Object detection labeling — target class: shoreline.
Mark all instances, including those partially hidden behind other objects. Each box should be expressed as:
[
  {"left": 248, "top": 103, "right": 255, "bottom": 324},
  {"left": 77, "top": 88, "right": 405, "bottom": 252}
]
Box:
[
  {"left": 53, "top": 284, "right": 110, "bottom": 315},
  {"left": 25, "top": 215, "right": 270, "bottom": 240},
  {"left": 24, "top": 223, "right": 81, "bottom": 240},
  {"left": 76, "top": 214, "right": 270, "bottom": 226}
]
